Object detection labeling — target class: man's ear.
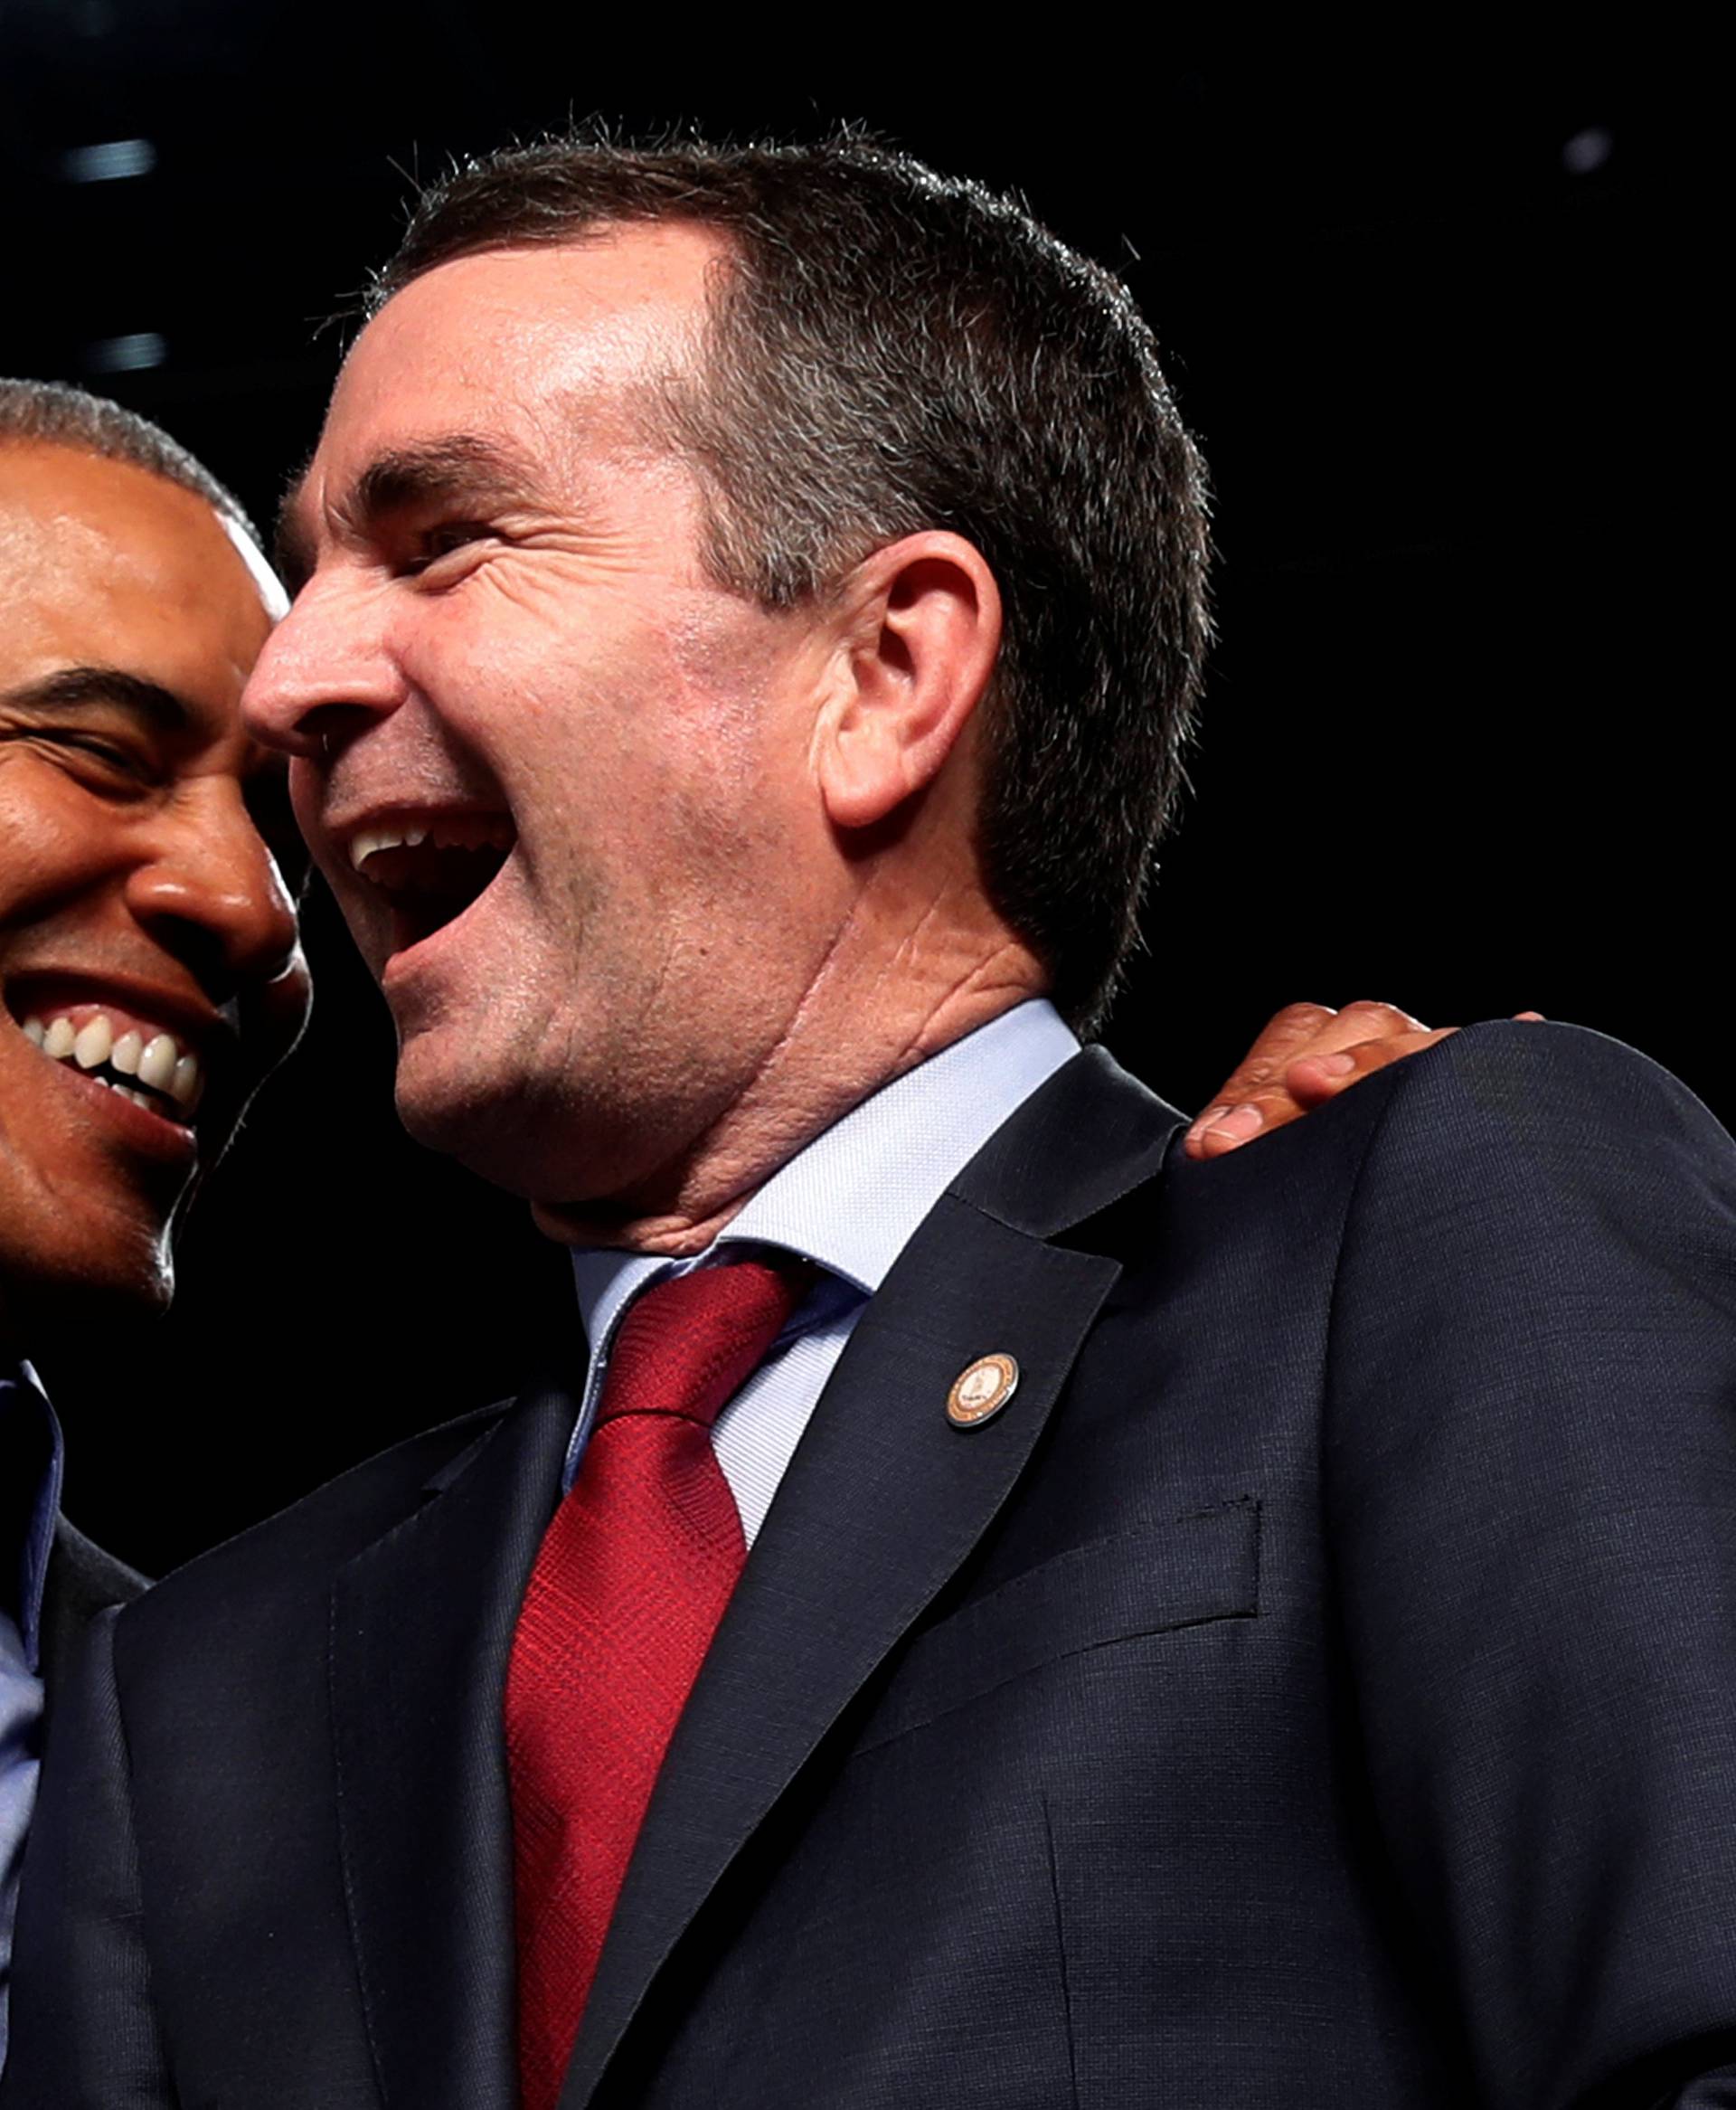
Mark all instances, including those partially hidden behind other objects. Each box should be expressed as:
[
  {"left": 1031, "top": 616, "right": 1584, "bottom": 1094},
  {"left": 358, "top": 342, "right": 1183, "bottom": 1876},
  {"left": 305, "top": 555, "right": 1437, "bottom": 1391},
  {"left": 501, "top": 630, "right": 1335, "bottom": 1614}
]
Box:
[{"left": 814, "top": 532, "right": 1002, "bottom": 832}]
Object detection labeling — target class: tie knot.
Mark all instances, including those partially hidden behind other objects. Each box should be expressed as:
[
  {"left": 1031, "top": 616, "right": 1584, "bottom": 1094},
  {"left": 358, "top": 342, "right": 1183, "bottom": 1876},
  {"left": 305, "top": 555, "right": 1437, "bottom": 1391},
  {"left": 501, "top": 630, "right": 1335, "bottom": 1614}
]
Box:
[{"left": 596, "top": 1254, "right": 812, "bottom": 1434}]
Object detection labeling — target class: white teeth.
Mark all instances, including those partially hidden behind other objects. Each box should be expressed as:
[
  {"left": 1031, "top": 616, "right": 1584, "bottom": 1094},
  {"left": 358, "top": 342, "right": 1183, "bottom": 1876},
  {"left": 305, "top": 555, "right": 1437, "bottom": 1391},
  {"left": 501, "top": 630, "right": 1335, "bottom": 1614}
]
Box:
[
  {"left": 137, "top": 1034, "right": 177, "bottom": 1091},
  {"left": 350, "top": 823, "right": 430, "bottom": 870},
  {"left": 349, "top": 816, "right": 512, "bottom": 872},
  {"left": 73, "top": 1017, "right": 113, "bottom": 1070},
  {"left": 20, "top": 1008, "right": 203, "bottom": 1115}
]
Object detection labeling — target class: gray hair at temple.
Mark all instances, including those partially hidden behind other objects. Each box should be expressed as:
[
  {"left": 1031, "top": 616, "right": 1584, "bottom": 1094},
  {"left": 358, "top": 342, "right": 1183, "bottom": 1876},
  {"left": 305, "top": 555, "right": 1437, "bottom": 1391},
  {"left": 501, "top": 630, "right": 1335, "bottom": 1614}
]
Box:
[{"left": 0, "top": 376, "right": 261, "bottom": 548}]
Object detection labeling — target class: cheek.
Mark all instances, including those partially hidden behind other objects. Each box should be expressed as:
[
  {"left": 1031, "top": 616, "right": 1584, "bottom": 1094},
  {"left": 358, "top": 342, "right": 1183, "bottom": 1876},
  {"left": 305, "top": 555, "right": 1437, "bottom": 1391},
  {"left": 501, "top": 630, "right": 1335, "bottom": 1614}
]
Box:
[
  {"left": 0, "top": 767, "right": 112, "bottom": 922},
  {"left": 287, "top": 755, "right": 321, "bottom": 837},
  {"left": 664, "top": 606, "right": 824, "bottom": 846},
  {"left": 394, "top": 565, "right": 580, "bottom": 699},
  {"left": 400, "top": 569, "right": 748, "bottom": 755},
  {"left": 0, "top": 1028, "right": 182, "bottom": 1307}
]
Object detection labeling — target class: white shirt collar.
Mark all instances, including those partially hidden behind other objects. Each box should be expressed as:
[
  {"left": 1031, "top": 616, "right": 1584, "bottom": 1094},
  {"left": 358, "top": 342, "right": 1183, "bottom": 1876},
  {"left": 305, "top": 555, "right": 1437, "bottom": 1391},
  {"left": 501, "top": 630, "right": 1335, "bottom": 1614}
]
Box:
[{"left": 569, "top": 998, "right": 1080, "bottom": 1350}]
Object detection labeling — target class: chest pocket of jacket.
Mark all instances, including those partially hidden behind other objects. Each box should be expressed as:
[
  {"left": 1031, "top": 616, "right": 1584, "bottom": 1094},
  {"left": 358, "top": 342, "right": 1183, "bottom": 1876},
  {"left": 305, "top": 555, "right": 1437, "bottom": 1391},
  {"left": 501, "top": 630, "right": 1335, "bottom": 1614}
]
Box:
[{"left": 854, "top": 1498, "right": 1260, "bottom": 1755}]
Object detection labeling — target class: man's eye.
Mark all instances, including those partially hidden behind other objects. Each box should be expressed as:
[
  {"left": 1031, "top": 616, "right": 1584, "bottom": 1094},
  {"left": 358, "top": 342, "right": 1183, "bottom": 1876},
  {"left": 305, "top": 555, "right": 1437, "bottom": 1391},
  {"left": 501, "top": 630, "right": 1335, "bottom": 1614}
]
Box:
[
  {"left": 407, "top": 523, "right": 489, "bottom": 574},
  {"left": 42, "top": 731, "right": 151, "bottom": 780}
]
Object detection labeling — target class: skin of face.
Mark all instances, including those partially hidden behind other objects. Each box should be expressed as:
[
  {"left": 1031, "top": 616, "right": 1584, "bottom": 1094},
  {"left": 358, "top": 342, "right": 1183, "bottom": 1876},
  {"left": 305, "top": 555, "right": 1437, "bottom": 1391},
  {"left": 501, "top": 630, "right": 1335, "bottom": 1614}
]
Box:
[
  {"left": 250, "top": 233, "right": 864, "bottom": 1222},
  {"left": 0, "top": 441, "right": 311, "bottom": 1346}
]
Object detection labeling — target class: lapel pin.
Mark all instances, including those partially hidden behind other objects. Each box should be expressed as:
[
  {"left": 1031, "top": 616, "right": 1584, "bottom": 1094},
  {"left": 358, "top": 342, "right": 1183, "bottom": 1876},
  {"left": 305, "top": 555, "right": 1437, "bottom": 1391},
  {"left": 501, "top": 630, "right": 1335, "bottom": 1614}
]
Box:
[{"left": 947, "top": 1352, "right": 1020, "bottom": 1428}]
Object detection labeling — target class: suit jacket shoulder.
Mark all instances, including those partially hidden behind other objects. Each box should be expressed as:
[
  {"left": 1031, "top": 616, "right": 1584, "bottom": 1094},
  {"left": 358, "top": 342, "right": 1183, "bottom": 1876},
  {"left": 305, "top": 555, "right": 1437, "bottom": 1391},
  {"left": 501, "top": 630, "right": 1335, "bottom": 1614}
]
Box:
[
  {"left": 1288, "top": 1020, "right": 1736, "bottom": 2102},
  {"left": 117, "top": 1392, "right": 518, "bottom": 1661},
  {"left": 8, "top": 1027, "right": 1734, "bottom": 2110}
]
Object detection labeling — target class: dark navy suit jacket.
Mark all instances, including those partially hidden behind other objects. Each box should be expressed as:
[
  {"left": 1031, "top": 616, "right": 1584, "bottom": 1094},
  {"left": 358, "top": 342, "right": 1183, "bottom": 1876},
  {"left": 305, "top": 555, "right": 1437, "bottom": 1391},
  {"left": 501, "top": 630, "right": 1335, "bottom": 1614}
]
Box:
[
  {"left": 39, "top": 1524, "right": 146, "bottom": 1708},
  {"left": 5, "top": 1023, "right": 1735, "bottom": 2106}
]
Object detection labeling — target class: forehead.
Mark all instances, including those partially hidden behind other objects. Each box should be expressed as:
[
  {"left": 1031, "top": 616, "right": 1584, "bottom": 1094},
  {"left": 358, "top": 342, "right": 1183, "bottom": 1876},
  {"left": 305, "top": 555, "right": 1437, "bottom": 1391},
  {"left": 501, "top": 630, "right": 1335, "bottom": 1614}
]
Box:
[
  {"left": 312, "top": 224, "right": 725, "bottom": 496},
  {"left": 0, "top": 442, "right": 276, "bottom": 709}
]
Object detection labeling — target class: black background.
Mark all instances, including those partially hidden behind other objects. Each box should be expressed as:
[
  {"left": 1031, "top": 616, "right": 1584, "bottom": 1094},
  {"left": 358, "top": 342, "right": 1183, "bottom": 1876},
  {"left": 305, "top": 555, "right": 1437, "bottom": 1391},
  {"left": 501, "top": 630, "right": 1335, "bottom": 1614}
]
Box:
[{"left": 0, "top": 17, "right": 1711, "bottom": 1573}]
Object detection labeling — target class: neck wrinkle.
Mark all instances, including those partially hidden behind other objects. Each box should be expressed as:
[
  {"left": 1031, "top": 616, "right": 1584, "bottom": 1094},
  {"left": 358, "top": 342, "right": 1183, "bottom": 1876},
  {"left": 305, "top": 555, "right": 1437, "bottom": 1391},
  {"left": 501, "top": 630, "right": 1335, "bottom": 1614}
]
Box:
[{"left": 533, "top": 962, "right": 1045, "bottom": 1260}]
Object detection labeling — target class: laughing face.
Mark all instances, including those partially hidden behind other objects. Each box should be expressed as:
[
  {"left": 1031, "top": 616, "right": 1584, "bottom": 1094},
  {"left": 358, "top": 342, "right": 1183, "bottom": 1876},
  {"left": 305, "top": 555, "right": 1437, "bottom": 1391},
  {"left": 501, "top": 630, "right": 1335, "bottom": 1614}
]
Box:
[
  {"left": 0, "top": 441, "right": 311, "bottom": 1339},
  {"left": 249, "top": 228, "right": 846, "bottom": 1219}
]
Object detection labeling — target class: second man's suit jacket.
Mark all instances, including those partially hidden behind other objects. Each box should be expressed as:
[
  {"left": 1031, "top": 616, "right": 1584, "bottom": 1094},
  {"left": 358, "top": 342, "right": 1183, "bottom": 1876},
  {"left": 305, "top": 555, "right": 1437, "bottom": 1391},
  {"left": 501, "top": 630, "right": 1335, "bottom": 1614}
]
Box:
[
  {"left": 38, "top": 1522, "right": 146, "bottom": 1707},
  {"left": 6, "top": 1022, "right": 1736, "bottom": 2107}
]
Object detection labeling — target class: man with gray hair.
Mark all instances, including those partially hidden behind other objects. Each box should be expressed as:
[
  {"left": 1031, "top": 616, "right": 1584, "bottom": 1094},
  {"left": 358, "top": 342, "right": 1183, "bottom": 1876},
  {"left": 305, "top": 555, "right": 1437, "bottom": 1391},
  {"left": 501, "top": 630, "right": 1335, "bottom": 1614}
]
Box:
[
  {"left": 0, "top": 364, "right": 1439, "bottom": 2086},
  {"left": 0, "top": 378, "right": 312, "bottom": 2061},
  {"left": 9, "top": 132, "right": 1732, "bottom": 2109},
  {"left": 0, "top": 366, "right": 1440, "bottom": 2090}
]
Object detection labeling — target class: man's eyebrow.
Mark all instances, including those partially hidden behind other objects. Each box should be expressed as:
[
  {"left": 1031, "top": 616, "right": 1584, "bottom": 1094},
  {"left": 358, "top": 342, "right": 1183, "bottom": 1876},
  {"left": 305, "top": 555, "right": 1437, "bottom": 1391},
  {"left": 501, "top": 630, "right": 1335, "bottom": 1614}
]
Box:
[
  {"left": 273, "top": 433, "right": 545, "bottom": 592},
  {"left": 0, "top": 666, "right": 189, "bottom": 731}
]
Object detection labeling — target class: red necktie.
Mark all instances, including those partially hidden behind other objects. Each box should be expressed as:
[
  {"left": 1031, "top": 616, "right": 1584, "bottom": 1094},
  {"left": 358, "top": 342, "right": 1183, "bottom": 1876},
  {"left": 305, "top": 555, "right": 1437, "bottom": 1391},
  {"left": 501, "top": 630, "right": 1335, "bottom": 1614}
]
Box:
[{"left": 506, "top": 1255, "right": 809, "bottom": 2110}]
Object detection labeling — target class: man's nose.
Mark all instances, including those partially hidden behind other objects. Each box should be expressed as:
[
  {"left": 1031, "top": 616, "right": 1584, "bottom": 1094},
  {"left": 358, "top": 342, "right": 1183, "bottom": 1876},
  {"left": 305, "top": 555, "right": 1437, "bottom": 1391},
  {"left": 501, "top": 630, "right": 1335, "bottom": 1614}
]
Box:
[
  {"left": 126, "top": 784, "right": 307, "bottom": 1007},
  {"left": 241, "top": 572, "right": 403, "bottom": 759}
]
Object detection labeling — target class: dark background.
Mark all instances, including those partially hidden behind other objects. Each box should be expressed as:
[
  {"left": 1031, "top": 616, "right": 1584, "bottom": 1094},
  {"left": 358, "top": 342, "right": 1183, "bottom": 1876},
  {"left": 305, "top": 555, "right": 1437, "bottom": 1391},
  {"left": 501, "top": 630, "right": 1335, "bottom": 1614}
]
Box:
[{"left": 0, "top": 17, "right": 1707, "bottom": 1573}]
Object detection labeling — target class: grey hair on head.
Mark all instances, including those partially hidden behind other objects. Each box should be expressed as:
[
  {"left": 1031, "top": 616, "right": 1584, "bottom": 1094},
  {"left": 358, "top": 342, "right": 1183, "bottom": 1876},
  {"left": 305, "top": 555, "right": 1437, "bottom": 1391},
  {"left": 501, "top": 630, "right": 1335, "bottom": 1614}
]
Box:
[{"left": 0, "top": 376, "right": 262, "bottom": 550}]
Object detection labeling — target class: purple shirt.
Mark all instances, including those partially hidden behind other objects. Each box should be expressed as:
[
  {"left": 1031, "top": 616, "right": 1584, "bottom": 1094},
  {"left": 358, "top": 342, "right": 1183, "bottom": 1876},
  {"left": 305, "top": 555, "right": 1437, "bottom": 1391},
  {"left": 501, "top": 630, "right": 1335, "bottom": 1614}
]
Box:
[{"left": 0, "top": 1366, "right": 64, "bottom": 2071}]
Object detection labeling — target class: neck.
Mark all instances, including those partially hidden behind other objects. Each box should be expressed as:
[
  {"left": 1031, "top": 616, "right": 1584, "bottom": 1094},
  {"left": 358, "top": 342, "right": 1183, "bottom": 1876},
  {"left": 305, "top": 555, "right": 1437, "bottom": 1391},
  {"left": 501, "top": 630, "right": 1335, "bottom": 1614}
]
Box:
[{"left": 533, "top": 934, "right": 1046, "bottom": 1257}]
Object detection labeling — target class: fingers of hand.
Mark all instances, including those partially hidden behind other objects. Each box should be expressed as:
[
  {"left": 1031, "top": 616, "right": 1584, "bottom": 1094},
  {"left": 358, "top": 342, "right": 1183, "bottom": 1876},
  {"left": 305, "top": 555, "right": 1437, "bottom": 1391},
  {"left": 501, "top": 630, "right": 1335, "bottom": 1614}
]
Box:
[
  {"left": 1184, "top": 1102, "right": 1268, "bottom": 1159},
  {"left": 1185, "top": 1006, "right": 1545, "bottom": 1159},
  {"left": 1286, "top": 1025, "right": 1456, "bottom": 1102},
  {"left": 1185, "top": 1003, "right": 1447, "bottom": 1159},
  {"left": 1189, "top": 1003, "right": 1339, "bottom": 1127},
  {"left": 1321, "top": 998, "right": 1429, "bottom": 1045}
]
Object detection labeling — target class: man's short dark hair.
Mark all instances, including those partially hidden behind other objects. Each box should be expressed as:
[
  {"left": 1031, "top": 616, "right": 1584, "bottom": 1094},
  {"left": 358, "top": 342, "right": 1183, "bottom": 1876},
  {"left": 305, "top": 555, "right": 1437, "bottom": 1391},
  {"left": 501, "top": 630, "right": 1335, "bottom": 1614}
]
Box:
[
  {"left": 373, "top": 133, "right": 1211, "bottom": 1032},
  {"left": 0, "top": 376, "right": 262, "bottom": 549}
]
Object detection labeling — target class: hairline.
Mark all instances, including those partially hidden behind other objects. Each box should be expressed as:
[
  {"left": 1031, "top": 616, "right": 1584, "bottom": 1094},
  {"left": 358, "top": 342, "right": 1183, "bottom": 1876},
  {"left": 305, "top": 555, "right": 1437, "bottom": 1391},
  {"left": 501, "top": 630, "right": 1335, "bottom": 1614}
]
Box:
[
  {"left": 347, "top": 228, "right": 799, "bottom": 605},
  {"left": 0, "top": 383, "right": 262, "bottom": 550},
  {"left": 370, "top": 219, "right": 945, "bottom": 624}
]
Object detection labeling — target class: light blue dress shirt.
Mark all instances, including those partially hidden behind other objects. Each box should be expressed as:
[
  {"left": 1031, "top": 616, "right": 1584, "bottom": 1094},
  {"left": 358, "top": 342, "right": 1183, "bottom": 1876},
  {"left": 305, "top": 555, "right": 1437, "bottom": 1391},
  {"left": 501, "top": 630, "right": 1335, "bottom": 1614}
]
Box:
[
  {"left": 566, "top": 999, "right": 1080, "bottom": 1544},
  {"left": 0, "top": 1365, "right": 64, "bottom": 2069}
]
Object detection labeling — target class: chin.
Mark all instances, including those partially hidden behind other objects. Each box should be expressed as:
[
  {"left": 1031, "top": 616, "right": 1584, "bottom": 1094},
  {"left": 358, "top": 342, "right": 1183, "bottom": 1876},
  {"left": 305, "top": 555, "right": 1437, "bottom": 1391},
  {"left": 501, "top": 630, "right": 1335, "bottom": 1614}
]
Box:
[
  {"left": 79, "top": 1221, "right": 177, "bottom": 1311},
  {"left": 8, "top": 1238, "right": 175, "bottom": 1350},
  {"left": 393, "top": 1050, "right": 542, "bottom": 1195},
  {"left": 396, "top": 1055, "right": 653, "bottom": 1213}
]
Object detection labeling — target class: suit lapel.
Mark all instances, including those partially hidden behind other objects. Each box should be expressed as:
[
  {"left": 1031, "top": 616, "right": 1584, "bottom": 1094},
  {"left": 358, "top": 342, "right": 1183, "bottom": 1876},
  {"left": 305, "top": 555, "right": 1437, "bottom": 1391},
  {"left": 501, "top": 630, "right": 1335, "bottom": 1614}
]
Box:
[
  {"left": 329, "top": 1377, "right": 576, "bottom": 2110},
  {"left": 563, "top": 1047, "right": 1181, "bottom": 2108},
  {"left": 40, "top": 1520, "right": 146, "bottom": 1707}
]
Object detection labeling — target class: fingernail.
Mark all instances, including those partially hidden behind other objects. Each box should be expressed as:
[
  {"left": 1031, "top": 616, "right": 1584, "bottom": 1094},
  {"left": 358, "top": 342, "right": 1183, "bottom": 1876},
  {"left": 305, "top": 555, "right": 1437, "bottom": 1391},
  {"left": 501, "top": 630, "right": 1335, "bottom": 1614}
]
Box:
[
  {"left": 1211, "top": 1103, "right": 1264, "bottom": 1140},
  {"left": 1193, "top": 1106, "right": 1231, "bottom": 1134},
  {"left": 1307, "top": 1051, "right": 1356, "bottom": 1076}
]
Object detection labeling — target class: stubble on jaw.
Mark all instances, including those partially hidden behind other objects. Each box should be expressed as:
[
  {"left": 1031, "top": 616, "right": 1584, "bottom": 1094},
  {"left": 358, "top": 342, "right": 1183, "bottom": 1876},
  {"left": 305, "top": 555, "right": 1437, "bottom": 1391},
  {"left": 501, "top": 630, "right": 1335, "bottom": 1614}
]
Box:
[{"left": 524, "top": 913, "right": 1047, "bottom": 1261}]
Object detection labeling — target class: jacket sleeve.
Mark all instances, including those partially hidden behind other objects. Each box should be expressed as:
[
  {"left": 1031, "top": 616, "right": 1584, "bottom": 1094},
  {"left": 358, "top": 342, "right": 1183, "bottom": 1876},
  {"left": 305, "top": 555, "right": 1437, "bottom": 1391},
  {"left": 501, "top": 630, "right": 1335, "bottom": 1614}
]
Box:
[
  {"left": 0, "top": 1604, "right": 176, "bottom": 2107},
  {"left": 1324, "top": 1021, "right": 1736, "bottom": 2109}
]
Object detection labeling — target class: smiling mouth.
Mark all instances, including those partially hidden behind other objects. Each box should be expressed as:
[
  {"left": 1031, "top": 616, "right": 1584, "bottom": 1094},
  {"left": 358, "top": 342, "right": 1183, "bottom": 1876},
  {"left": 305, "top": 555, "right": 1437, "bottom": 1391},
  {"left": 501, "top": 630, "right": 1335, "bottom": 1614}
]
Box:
[
  {"left": 11, "top": 1003, "right": 204, "bottom": 1125},
  {"left": 349, "top": 814, "right": 517, "bottom": 955}
]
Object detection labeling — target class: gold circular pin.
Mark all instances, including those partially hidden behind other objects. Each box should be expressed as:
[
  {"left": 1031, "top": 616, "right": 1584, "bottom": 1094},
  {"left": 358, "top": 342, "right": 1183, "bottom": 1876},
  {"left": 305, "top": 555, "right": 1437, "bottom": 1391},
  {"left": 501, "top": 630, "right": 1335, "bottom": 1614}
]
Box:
[{"left": 947, "top": 1352, "right": 1020, "bottom": 1427}]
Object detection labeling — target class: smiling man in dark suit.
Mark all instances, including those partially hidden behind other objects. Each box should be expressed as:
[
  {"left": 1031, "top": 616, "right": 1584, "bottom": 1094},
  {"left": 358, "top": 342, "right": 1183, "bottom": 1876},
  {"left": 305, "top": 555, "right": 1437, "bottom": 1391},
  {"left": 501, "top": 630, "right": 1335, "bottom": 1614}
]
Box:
[
  {"left": 0, "top": 377, "right": 311, "bottom": 2066},
  {"left": 7, "top": 137, "right": 1734, "bottom": 2109}
]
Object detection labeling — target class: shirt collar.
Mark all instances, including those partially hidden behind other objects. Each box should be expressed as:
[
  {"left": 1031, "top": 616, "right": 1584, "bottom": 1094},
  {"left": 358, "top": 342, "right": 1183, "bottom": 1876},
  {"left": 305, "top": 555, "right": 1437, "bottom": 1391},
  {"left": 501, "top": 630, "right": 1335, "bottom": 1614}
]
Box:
[
  {"left": 569, "top": 998, "right": 1080, "bottom": 1349},
  {"left": 0, "top": 1363, "right": 65, "bottom": 1671}
]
